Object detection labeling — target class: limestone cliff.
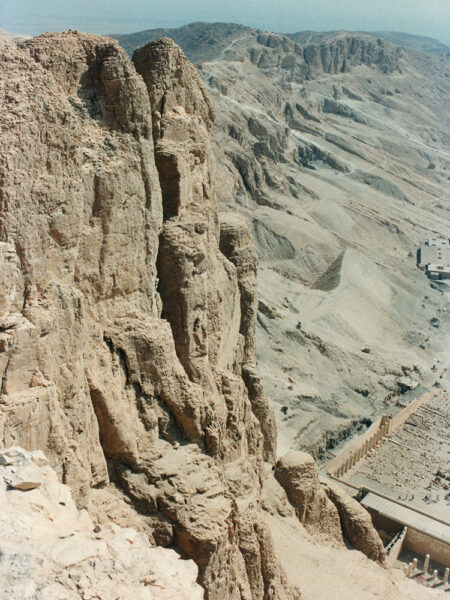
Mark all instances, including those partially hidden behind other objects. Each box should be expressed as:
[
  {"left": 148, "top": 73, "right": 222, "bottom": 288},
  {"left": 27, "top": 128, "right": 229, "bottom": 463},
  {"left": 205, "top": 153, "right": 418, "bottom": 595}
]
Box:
[
  {"left": 251, "top": 31, "right": 401, "bottom": 77},
  {"left": 0, "top": 32, "right": 291, "bottom": 599}
]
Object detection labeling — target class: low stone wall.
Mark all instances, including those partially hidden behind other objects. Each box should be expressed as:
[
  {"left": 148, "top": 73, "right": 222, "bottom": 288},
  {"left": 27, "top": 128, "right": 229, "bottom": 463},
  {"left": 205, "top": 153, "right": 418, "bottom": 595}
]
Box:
[
  {"left": 325, "top": 415, "right": 388, "bottom": 478},
  {"left": 390, "top": 390, "right": 435, "bottom": 431}
]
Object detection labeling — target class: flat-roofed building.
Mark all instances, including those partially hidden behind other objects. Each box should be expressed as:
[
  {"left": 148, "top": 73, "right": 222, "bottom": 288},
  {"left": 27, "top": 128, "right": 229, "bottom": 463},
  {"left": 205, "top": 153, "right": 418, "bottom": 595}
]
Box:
[
  {"left": 418, "top": 238, "right": 450, "bottom": 279},
  {"left": 427, "top": 263, "right": 450, "bottom": 279},
  {"left": 361, "top": 492, "right": 450, "bottom": 565}
]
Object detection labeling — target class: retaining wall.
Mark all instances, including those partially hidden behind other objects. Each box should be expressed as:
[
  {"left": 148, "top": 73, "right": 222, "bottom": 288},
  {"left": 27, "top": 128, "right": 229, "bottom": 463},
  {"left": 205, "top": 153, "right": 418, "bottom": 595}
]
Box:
[{"left": 325, "top": 390, "right": 435, "bottom": 479}]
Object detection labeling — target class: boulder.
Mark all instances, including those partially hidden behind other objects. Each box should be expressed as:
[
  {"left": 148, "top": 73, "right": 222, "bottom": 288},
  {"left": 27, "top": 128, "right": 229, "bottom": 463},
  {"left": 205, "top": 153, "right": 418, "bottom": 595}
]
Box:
[
  {"left": 4, "top": 465, "right": 42, "bottom": 491},
  {"left": 274, "top": 451, "right": 343, "bottom": 542},
  {"left": 321, "top": 480, "right": 386, "bottom": 563},
  {"left": 0, "top": 447, "right": 204, "bottom": 600}
]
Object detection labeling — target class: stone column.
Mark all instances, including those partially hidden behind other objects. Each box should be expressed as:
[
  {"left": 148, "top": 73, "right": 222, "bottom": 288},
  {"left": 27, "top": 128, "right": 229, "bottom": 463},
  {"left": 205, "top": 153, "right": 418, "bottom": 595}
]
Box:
[
  {"left": 423, "top": 554, "right": 430, "bottom": 574},
  {"left": 443, "top": 567, "right": 449, "bottom": 585},
  {"left": 383, "top": 414, "right": 393, "bottom": 432}
]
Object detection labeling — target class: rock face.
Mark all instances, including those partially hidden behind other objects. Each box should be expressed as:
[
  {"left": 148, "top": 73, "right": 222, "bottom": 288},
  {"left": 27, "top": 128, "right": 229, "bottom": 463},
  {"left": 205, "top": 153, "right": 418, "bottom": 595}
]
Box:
[
  {"left": 322, "top": 480, "right": 387, "bottom": 563},
  {"left": 252, "top": 32, "right": 401, "bottom": 77},
  {"left": 274, "top": 451, "right": 343, "bottom": 542},
  {"left": 0, "top": 32, "right": 293, "bottom": 599},
  {"left": 132, "top": 38, "right": 276, "bottom": 463},
  {"left": 0, "top": 447, "right": 204, "bottom": 600}
]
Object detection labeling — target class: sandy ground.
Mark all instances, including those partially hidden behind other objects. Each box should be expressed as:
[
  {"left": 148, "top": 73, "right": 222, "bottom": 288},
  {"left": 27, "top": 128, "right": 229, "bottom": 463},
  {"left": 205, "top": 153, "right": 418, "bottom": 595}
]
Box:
[{"left": 266, "top": 512, "right": 447, "bottom": 600}]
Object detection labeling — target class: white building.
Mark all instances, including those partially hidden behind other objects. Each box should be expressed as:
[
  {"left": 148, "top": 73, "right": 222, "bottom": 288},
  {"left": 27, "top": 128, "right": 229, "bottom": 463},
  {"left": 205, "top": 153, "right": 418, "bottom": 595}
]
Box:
[
  {"left": 426, "top": 263, "right": 450, "bottom": 280},
  {"left": 418, "top": 238, "right": 450, "bottom": 279}
]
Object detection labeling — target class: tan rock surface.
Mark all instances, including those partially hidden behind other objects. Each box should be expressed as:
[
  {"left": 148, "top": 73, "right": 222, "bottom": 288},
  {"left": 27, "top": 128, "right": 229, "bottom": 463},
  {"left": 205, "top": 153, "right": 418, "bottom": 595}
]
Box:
[
  {"left": 274, "top": 451, "right": 343, "bottom": 542},
  {"left": 273, "top": 451, "right": 386, "bottom": 562}
]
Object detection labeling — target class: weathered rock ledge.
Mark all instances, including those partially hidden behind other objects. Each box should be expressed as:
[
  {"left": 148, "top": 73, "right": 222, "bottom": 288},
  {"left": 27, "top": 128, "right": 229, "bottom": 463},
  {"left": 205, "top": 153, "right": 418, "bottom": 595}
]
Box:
[{"left": 273, "top": 451, "right": 386, "bottom": 563}]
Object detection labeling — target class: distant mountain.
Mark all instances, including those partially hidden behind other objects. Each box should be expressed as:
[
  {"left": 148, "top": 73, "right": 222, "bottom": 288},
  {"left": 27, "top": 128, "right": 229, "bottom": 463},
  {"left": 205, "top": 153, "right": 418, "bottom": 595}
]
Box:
[
  {"left": 114, "top": 23, "right": 449, "bottom": 61},
  {"left": 369, "top": 31, "right": 449, "bottom": 52},
  {"left": 112, "top": 21, "right": 254, "bottom": 61}
]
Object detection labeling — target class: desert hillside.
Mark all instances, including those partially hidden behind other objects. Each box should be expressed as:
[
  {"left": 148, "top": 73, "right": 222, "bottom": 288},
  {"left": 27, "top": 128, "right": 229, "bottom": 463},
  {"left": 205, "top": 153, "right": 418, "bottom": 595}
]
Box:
[{"left": 116, "top": 23, "right": 450, "bottom": 458}]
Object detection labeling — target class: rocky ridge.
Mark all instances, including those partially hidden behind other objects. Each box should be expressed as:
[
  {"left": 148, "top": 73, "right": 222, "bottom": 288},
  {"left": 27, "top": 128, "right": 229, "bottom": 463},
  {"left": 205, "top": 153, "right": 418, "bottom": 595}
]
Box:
[{"left": 114, "top": 23, "right": 403, "bottom": 75}]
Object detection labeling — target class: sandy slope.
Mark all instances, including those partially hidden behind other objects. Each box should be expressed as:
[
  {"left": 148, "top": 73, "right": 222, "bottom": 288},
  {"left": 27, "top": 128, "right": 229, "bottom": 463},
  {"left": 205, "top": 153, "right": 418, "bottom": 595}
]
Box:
[{"left": 266, "top": 513, "right": 447, "bottom": 600}]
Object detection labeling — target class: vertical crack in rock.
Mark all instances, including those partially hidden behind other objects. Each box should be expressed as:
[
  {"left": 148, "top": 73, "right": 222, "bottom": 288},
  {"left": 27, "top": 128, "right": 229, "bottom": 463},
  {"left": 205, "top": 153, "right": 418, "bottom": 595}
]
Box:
[{"left": 219, "top": 213, "right": 277, "bottom": 462}]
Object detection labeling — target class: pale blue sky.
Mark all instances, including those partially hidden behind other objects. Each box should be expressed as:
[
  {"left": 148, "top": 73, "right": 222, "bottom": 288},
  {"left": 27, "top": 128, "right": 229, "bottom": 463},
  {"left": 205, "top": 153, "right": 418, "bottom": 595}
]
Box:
[{"left": 1, "top": 0, "right": 449, "bottom": 44}]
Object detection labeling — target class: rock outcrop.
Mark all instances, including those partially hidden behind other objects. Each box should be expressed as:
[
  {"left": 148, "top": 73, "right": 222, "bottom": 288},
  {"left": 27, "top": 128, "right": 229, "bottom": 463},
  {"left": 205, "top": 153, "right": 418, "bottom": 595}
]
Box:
[
  {"left": 274, "top": 451, "right": 386, "bottom": 564},
  {"left": 274, "top": 451, "right": 343, "bottom": 542},
  {"left": 322, "top": 480, "right": 387, "bottom": 563},
  {"left": 0, "top": 447, "right": 203, "bottom": 600},
  {"left": 253, "top": 32, "right": 401, "bottom": 77},
  {"left": 0, "top": 32, "right": 294, "bottom": 599}
]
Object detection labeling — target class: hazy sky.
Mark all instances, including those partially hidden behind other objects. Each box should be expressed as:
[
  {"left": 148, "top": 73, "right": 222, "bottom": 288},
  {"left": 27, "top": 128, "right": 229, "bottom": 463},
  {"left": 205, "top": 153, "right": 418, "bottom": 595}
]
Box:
[{"left": 1, "top": 0, "right": 449, "bottom": 44}]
